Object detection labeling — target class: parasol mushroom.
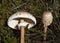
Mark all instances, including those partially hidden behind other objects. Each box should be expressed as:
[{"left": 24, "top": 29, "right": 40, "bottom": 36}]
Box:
[
  {"left": 42, "top": 11, "right": 53, "bottom": 42},
  {"left": 7, "top": 11, "right": 37, "bottom": 43}
]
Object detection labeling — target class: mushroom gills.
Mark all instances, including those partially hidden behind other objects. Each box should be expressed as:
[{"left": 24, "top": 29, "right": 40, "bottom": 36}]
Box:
[{"left": 13, "top": 18, "right": 35, "bottom": 24}]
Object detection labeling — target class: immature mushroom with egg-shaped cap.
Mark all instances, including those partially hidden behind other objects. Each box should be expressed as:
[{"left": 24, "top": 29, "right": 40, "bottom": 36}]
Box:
[
  {"left": 42, "top": 11, "right": 53, "bottom": 42},
  {"left": 7, "top": 11, "right": 37, "bottom": 43}
]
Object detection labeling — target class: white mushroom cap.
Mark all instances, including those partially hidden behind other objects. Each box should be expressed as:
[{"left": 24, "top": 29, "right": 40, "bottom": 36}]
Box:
[
  {"left": 42, "top": 11, "right": 53, "bottom": 26},
  {"left": 7, "top": 11, "right": 37, "bottom": 29},
  {"left": 8, "top": 12, "right": 36, "bottom": 24}
]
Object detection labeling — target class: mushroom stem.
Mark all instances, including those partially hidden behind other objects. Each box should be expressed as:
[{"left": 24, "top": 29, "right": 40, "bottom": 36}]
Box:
[
  {"left": 20, "top": 26, "right": 25, "bottom": 43},
  {"left": 20, "top": 19, "right": 25, "bottom": 43},
  {"left": 43, "top": 25, "right": 48, "bottom": 43}
]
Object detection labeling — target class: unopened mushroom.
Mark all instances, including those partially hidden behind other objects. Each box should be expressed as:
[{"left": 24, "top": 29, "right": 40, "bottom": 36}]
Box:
[
  {"left": 42, "top": 11, "right": 53, "bottom": 42},
  {"left": 7, "top": 11, "right": 37, "bottom": 43}
]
